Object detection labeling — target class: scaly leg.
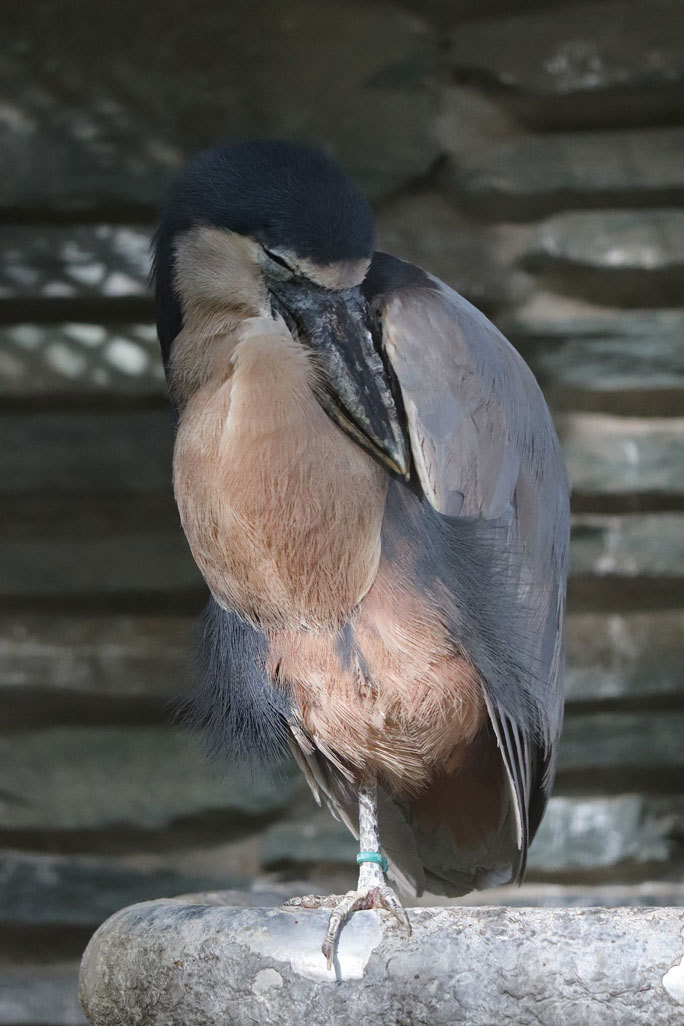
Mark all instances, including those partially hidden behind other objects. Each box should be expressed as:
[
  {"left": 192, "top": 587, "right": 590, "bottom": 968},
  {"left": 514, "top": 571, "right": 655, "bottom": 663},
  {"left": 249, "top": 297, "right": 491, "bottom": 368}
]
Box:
[{"left": 320, "top": 773, "right": 411, "bottom": 970}]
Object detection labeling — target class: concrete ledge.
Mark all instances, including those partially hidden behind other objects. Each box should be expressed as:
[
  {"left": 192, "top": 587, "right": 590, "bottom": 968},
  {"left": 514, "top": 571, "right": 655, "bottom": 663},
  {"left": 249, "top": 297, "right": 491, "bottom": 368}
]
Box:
[{"left": 79, "top": 894, "right": 684, "bottom": 1026}]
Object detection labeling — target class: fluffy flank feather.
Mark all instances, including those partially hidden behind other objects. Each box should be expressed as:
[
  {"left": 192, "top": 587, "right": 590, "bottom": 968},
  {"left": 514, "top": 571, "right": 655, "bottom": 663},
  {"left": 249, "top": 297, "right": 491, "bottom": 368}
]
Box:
[{"left": 175, "top": 596, "right": 291, "bottom": 765}]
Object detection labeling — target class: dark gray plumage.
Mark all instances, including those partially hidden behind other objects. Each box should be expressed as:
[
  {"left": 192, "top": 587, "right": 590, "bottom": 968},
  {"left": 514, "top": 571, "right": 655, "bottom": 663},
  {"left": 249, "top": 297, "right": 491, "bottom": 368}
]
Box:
[{"left": 367, "top": 256, "right": 569, "bottom": 875}]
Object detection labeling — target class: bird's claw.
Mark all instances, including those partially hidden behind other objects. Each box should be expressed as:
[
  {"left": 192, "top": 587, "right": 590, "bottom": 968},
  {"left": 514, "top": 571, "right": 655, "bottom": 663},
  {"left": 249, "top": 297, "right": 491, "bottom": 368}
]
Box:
[{"left": 321, "top": 884, "right": 411, "bottom": 970}]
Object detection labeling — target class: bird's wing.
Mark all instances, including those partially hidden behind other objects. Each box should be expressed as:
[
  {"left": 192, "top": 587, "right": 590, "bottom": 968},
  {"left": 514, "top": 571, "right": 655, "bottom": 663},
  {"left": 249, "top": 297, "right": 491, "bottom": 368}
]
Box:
[{"left": 365, "top": 253, "right": 570, "bottom": 872}]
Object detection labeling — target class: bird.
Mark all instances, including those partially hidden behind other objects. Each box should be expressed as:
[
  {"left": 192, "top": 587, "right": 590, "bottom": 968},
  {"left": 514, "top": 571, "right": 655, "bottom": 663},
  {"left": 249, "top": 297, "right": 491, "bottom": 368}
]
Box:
[{"left": 152, "top": 138, "right": 570, "bottom": 969}]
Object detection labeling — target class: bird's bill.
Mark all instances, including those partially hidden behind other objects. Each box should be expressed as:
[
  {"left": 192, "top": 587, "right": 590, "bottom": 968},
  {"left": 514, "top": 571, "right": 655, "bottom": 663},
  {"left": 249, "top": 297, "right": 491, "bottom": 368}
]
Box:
[{"left": 270, "top": 283, "right": 410, "bottom": 478}]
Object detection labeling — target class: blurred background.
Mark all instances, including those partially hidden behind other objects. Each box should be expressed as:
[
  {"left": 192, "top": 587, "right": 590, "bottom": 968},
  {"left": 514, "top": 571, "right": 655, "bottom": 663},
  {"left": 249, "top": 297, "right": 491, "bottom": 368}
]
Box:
[{"left": 1, "top": 0, "right": 684, "bottom": 1021}]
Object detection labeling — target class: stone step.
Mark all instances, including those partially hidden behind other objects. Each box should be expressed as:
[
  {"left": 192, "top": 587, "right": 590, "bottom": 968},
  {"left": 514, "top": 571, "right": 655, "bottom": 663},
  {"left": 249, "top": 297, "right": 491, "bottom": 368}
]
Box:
[
  {"left": 77, "top": 902, "right": 684, "bottom": 1025},
  {"left": 507, "top": 301, "right": 684, "bottom": 416},
  {"left": 529, "top": 794, "right": 679, "bottom": 877},
  {"left": 522, "top": 210, "right": 684, "bottom": 306},
  {"left": 0, "top": 711, "right": 681, "bottom": 849},
  {"left": 1, "top": 523, "right": 202, "bottom": 610},
  {"left": 559, "top": 415, "right": 684, "bottom": 511},
  {"left": 0, "top": 218, "right": 512, "bottom": 320},
  {"left": 1, "top": 611, "right": 681, "bottom": 725},
  {"left": 517, "top": 332, "right": 684, "bottom": 416},
  {"left": 564, "top": 611, "right": 684, "bottom": 706},
  {"left": 1, "top": 792, "right": 681, "bottom": 941},
  {"left": 0, "top": 963, "right": 86, "bottom": 1026},
  {"left": 447, "top": 125, "right": 684, "bottom": 219},
  {"left": 0, "top": 726, "right": 296, "bottom": 848},
  {"left": 570, "top": 513, "right": 684, "bottom": 577},
  {"left": 0, "top": 614, "right": 191, "bottom": 710},
  {"left": 0, "top": 410, "right": 174, "bottom": 493},
  {"left": 0, "top": 851, "right": 237, "bottom": 931},
  {"left": 0, "top": 0, "right": 436, "bottom": 214},
  {"left": 0, "top": 323, "right": 164, "bottom": 401},
  {"left": 446, "top": 0, "right": 684, "bottom": 129},
  {"left": 558, "top": 710, "right": 684, "bottom": 791},
  {"left": 502, "top": 295, "right": 684, "bottom": 342},
  {"left": 262, "top": 791, "right": 684, "bottom": 881},
  {"left": 569, "top": 513, "right": 684, "bottom": 609}
]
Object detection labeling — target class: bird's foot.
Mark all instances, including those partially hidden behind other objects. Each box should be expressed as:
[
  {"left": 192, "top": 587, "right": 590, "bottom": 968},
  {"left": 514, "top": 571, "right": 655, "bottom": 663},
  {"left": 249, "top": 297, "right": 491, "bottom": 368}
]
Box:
[{"left": 321, "top": 884, "right": 411, "bottom": 970}]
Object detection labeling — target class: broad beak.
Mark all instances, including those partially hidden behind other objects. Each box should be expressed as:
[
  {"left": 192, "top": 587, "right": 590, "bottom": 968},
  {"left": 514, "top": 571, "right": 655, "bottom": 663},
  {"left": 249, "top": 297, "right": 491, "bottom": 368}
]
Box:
[{"left": 270, "top": 281, "right": 410, "bottom": 479}]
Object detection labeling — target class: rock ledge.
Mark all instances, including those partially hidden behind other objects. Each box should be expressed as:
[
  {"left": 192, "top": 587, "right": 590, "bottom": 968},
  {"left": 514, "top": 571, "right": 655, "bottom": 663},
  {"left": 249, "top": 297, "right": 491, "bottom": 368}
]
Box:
[{"left": 79, "top": 893, "right": 684, "bottom": 1025}]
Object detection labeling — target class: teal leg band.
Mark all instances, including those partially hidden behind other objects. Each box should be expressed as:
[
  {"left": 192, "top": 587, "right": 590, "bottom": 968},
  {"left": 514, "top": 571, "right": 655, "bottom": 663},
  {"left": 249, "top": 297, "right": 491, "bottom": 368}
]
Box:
[{"left": 357, "top": 850, "right": 388, "bottom": 873}]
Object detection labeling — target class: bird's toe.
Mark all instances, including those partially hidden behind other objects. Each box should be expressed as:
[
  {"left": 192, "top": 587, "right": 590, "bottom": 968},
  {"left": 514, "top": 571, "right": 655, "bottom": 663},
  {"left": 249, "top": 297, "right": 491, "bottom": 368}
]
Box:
[
  {"left": 377, "top": 884, "right": 412, "bottom": 936},
  {"left": 321, "top": 885, "right": 411, "bottom": 969}
]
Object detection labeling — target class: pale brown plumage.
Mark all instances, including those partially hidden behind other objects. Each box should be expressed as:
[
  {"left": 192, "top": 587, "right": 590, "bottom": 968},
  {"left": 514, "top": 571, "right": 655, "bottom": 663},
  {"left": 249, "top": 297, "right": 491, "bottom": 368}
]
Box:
[{"left": 173, "top": 315, "right": 386, "bottom": 628}]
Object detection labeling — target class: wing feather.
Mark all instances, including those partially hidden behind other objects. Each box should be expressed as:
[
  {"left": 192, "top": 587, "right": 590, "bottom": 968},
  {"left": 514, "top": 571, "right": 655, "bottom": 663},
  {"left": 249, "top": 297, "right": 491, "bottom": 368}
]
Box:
[{"left": 370, "top": 259, "right": 570, "bottom": 869}]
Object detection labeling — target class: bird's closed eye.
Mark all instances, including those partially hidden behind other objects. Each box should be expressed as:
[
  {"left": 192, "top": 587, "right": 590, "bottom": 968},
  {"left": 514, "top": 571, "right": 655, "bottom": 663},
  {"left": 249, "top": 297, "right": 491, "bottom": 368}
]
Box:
[{"left": 261, "top": 246, "right": 295, "bottom": 275}]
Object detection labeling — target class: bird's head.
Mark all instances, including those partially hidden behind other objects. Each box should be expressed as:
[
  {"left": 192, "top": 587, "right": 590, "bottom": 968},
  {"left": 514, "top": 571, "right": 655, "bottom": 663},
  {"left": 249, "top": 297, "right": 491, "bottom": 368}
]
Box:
[{"left": 153, "top": 139, "right": 409, "bottom": 477}]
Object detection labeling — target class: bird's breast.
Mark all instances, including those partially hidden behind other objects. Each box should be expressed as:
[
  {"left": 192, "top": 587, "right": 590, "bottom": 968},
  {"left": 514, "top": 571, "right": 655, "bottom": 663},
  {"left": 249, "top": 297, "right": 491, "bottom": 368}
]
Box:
[{"left": 173, "top": 316, "right": 388, "bottom": 629}]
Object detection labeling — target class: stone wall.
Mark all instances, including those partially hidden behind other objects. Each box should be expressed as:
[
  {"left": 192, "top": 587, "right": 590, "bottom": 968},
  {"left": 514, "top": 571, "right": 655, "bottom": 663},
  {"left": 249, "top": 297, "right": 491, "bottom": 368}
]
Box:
[{"left": 1, "top": 1, "right": 683, "bottom": 1022}]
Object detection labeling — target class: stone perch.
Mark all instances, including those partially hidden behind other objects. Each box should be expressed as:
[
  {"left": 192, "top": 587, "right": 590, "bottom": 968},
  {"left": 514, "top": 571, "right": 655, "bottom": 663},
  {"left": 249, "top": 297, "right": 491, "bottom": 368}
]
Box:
[{"left": 79, "top": 893, "right": 684, "bottom": 1025}]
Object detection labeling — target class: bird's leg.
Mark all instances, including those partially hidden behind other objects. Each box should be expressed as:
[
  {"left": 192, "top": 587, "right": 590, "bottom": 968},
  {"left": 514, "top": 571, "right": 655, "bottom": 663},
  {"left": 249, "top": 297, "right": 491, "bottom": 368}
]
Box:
[{"left": 321, "top": 772, "right": 411, "bottom": 970}]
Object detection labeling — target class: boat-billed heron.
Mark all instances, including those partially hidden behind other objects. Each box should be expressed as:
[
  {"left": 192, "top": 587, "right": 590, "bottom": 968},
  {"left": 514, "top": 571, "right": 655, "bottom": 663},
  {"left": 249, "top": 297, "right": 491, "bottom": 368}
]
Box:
[{"left": 153, "top": 139, "right": 570, "bottom": 967}]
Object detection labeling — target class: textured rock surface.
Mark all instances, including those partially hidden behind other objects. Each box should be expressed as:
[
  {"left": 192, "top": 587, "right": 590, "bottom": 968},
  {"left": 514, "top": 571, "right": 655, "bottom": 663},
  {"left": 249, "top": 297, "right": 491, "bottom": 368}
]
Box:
[
  {"left": 518, "top": 332, "right": 684, "bottom": 415},
  {"left": 0, "top": 411, "right": 173, "bottom": 493},
  {"left": 0, "top": 963, "right": 86, "bottom": 1026},
  {"left": 560, "top": 416, "right": 684, "bottom": 507},
  {"left": 262, "top": 793, "right": 683, "bottom": 879},
  {"left": 569, "top": 514, "right": 684, "bottom": 579},
  {"left": 79, "top": 899, "right": 684, "bottom": 1026},
  {"left": 1, "top": 0, "right": 437, "bottom": 211},
  {"left": 0, "top": 615, "right": 191, "bottom": 704},
  {"left": 0, "top": 727, "right": 294, "bottom": 841},
  {"left": 564, "top": 611, "right": 684, "bottom": 702},
  {"left": 523, "top": 210, "right": 684, "bottom": 305},
  {"left": 448, "top": 126, "right": 684, "bottom": 217},
  {"left": 447, "top": 0, "right": 684, "bottom": 127}
]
